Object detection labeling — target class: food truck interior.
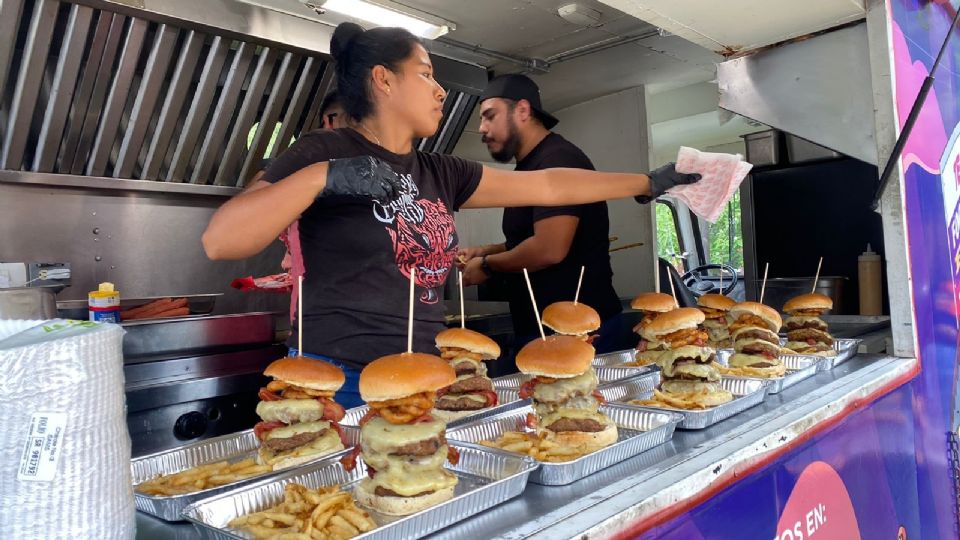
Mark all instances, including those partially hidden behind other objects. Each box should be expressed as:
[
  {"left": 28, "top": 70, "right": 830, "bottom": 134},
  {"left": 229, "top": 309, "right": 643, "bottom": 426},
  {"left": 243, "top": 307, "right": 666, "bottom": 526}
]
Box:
[{"left": 1, "top": 0, "right": 937, "bottom": 538}]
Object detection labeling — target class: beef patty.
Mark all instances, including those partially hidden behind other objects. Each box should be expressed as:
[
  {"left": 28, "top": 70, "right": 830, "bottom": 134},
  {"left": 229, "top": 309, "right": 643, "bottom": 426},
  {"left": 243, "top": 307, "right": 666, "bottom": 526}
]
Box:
[
  {"left": 546, "top": 418, "right": 605, "bottom": 432},
  {"left": 447, "top": 375, "right": 493, "bottom": 394},
  {"left": 389, "top": 434, "right": 446, "bottom": 457},
  {"left": 262, "top": 431, "right": 320, "bottom": 452},
  {"left": 436, "top": 395, "right": 488, "bottom": 411}
]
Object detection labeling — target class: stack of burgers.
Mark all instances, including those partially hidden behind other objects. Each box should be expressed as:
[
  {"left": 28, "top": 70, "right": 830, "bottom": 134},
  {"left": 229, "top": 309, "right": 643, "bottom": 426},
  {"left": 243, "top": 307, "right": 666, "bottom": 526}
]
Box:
[
  {"left": 639, "top": 308, "right": 732, "bottom": 408},
  {"left": 629, "top": 292, "right": 679, "bottom": 366},
  {"left": 542, "top": 301, "right": 601, "bottom": 343},
  {"left": 727, "top": 302, "right": 787, "bottom": 377},
  {"left": 696, "top": 293, "right": 737, "bottom": 349},
  {"left": 517, "top": 335, "right": 618, "bottom": 450},
  {"left": 254, "top": 356, "right": 349, "bottom": 469},
  {"left": 782, "top": 293, "right": 837, "bottom": 357},
  {"left": 433, "top": 327, "right": 501, "bottom": 422},
  {"left": 347, "top": 353, "right": 460, "bottom": 516}
]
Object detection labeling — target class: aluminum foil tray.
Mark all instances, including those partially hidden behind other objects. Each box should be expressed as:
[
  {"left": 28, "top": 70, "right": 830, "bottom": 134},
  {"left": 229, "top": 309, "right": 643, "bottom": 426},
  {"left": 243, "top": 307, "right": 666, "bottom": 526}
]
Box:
[
  {"left": 715, "top": 350, "right": 824, "bottom": 394},
  {"left": 446, "top": 399, "right": 682, "bottom": 486},
  {"left": 819, "top": 339, "right": 863, "bottom": 370},
  {"left": 497, "top": 370, "right": 661, "bottom": 404},
  {"left": 182, "top": 442, "right": 537, "bottom": 540},
  {"left": 132, "top": 428, "right": 360, "bottom": 521},
  {"left": 614, "top": 377, "right": 771, "bottom": 430},
  {"left": 340, "top": 392, "right": 525, "bottom": 427},
  {"left": 492, "top": 365, "right": 642, "bottom": 389}
]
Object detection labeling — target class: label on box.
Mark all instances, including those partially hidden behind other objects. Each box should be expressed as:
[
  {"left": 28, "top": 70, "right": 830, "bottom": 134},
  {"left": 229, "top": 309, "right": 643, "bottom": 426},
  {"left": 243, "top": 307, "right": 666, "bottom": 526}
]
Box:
[{"left": 18, "top": 412, "right": 67, "bottom": 482}]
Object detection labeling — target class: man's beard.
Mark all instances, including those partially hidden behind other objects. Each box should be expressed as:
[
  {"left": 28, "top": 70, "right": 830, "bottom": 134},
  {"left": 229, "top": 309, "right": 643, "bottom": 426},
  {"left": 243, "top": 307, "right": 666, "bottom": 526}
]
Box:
[{"left": 486, "top": 120, "right": 521, "bottom": 163}]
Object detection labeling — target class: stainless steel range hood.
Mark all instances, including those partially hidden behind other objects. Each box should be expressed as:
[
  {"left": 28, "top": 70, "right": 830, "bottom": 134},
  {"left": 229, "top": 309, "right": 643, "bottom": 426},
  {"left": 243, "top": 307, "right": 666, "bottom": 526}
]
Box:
[{"left": 717, "top": 22, "right": 878, "bottom": 165}]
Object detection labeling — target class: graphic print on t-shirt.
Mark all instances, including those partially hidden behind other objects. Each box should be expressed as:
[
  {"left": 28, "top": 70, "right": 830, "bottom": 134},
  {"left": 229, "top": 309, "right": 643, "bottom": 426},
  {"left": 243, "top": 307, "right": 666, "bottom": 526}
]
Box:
[{"left": 375, "top": 174, "right": 457, "bottom": 304}]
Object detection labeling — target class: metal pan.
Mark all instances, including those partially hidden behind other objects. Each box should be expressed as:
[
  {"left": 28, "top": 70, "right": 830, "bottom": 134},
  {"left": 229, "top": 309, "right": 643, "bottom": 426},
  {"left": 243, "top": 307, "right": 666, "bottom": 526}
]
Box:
[
  {"left": 492, "top": 365, "right": 644, "bottom": 389},
  {"left": 447, "top": 385, "right": 681, "bottom": 486},
  {"left": 819, "top": 338, "right": 863, "bottom": 370},
  {"left": 613, "top": 377, "right": 771, "bottom": 430},
  {"left": 340, "top": 394, "right": 527, "bottom": 428},
  {"left": 496, "top": 370, "right": 661, "bottom": 404},
  {"left": 132, "top": 428, "right": 358, "bottom": 521},
  {"left": 714, "top": 350, "right": 824, "bottom": 394},
  {"left": 182, "top": 442, "right": 537, "bottom": 540}
]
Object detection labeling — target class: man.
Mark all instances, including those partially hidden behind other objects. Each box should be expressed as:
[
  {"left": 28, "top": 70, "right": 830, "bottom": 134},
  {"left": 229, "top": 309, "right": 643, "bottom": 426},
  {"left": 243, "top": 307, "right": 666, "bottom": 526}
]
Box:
[
  {"left": 459, "top": 74, "right": 625, "bottom": 353},
  {"left": 318, "top": 91, "right": 347, "bottom": 130}
]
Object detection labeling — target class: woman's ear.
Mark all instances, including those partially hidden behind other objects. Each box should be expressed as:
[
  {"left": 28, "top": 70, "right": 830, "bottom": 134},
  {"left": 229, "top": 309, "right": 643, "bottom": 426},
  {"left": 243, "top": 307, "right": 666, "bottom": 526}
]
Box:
[{"left": 369, "top": 64, "right": 392, "bottom": 97}]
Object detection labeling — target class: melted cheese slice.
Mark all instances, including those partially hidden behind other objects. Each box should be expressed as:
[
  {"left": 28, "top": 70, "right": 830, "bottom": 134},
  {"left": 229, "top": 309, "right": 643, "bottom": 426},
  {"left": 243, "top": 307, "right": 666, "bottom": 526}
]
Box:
[
  {"left": 264, "top": 421, "right": 332, "bottom": 440},
  {"left": 532, "top": 368, "right": 598, "bottom": 403}
]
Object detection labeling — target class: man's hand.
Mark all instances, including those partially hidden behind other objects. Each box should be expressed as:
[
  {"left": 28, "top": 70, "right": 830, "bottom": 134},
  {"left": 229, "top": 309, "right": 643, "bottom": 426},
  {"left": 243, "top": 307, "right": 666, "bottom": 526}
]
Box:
[
  {"left": 456, "top": 246, "right": 487, "bottom": 268},
  {"left": 322, "top": 156, "right": 403, "bottom": 202},
  {"left": 635, "top": 162, "right": 701, "bottom": 204},
  {"left": 461, "top": 257, "right": 489, "bottom": 286}
]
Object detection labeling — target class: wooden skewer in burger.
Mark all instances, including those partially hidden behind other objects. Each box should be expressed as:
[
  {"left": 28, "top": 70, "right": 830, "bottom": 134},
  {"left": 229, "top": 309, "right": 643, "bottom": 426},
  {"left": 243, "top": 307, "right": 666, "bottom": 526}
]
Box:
[
  {"left": 642, "top": 307, "right": 733, "bottom": 408},
  {"left": 254, "top": 276, "right": 349, "bottom": 469},
  {"left": 696, "top": 293, "right": 737, "bottom": 349},
  {"left": 517, "top": 269, "right": 618, "bottom": 451},
  {"left": 540, "top": 267, "right": 602, "bottom": 344},
  {"left": 628, "top": 292, "right": 679, "bottom": 366},
  {"left": 727, "top": 301, "right": 787, "bottom": 377},
  {"left": 782, "top": 259, "right": 837, "bottom": 357},
  {"left": 782, "top": 293, "right": 836, "bottom": 357},
  {"left": 433, "top": 270, "right": 502, "bottom": 422},
  {"left": 343, "top": 269, "right": 461, "bottom": 516}
]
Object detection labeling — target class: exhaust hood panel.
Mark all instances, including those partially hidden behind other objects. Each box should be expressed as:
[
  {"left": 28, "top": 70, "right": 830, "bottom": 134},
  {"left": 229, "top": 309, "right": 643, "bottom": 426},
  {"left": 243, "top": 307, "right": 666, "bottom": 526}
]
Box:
[
  {"left": 598, "top": 0, "right": 865, "bottom": 55},
  {"left": 717, "top": 23, "right": 877, "bottom": 165}
]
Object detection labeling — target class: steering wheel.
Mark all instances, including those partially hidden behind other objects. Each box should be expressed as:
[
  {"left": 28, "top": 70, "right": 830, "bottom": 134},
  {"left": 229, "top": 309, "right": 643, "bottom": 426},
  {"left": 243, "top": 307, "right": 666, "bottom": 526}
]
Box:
[{"left": 681, "top": 264, "right": 739, "bottom": 296}]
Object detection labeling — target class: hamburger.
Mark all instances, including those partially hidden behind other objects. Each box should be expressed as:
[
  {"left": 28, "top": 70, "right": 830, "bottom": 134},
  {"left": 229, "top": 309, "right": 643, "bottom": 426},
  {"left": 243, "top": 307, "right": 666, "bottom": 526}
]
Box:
[
  {"left": 516, "top": 335, "right": 618, "bottom": 449},
  {"left": 697, "top": 294, "right": 737, "bottom": 348},
  {"left": 728, "top": 302, "right": 787, "bottom": 377},
  {"left": 254, "top": 356, "right": 349, "bottom": 470},
  {"left": 643, "top": 308, "right": 732, "bottom": 407},
  {"left": 542, "top": 301, "right": 601, "bottom": 343},
  {"left": 347, "top": 353, "right": 460, "bottom": 516},
  {"left": 782, "top": 293, "right": 836, "bottom": 356},
  {"left": 433, "top": 327, "right": 501, "bottom": 422},
  {"left": 630, "top": 292, "right": 680, "bottom": 365}
]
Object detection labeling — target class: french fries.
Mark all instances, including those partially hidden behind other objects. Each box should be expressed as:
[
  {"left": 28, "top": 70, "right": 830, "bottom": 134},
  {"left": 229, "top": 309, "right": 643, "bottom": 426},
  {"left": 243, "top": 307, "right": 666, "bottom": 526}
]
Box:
[
  {"left": 478, "top": 431, "right": 594, "bottom": 463},
  {"left": 229, "top": 483, "right": 377, "bottom": 540},
  {"left": 629, "top": 389, "right": 714, "bottom": 410},
  {"left": 715, "top": 363, "right": 787, "bottom": 379},
  {"left": 136, "top": 459, "right": 272, "bottom": 496}
]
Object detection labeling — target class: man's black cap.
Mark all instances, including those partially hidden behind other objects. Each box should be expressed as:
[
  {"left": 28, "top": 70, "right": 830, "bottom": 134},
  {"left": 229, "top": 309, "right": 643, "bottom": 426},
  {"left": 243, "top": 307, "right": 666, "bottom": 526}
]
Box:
[{"left": 480, "top": 73, "right": 558, "bottom": 129}]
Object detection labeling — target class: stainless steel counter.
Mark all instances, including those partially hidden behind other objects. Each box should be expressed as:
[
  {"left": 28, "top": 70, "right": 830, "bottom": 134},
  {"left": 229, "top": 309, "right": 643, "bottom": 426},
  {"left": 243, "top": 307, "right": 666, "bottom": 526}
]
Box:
[{"left": 135, "top": 353, "right": 912, "bottom": 539}]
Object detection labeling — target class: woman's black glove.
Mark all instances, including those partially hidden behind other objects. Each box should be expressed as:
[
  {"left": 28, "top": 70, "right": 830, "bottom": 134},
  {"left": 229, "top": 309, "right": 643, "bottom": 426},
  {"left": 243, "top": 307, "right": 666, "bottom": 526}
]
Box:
[
  {"left": 634, "top": 162, "right": 702, "bottom": 204},
  {"left": 322, "top": 156, "right": 402, "bottom": 202}
]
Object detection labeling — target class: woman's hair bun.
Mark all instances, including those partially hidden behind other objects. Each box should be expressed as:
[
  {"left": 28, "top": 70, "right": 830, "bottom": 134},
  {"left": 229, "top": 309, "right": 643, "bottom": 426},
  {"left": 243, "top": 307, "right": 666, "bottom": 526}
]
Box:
[{"left": 331, "top": 22, "right": 365, "bottom": 62}]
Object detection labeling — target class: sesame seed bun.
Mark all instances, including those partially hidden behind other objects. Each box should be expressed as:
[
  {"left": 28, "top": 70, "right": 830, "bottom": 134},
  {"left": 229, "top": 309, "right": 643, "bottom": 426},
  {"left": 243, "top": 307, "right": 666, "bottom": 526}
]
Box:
[
  {"left": 630, "top": 292, "right": 679, "bottom": 313},
  {"left": 542, "top": 301, "right": 601, "bottom": 336},
  {"left": 730, "top": 302, "right": 783, "bottom": 332},
  {"left": 359, "top": 353, "right": 456, "bottom": 402},
  {"left": 434, "top": 327, "right": 500, "bottom": 359},
  {"left": 263, "top": 356, "right": 345, "bottom": 392},
  {"left": 515, "top": 335, "right": 595, "bottom": 378},
  {"left": 642, "top": 308, "right": 705, "bottom": 339}
]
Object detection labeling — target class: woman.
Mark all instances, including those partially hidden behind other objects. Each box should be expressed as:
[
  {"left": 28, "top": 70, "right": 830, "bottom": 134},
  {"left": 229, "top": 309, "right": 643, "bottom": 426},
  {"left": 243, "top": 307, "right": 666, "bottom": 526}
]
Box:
[{"left": 203, "top": 23, "right": 699, "bottom": 408}]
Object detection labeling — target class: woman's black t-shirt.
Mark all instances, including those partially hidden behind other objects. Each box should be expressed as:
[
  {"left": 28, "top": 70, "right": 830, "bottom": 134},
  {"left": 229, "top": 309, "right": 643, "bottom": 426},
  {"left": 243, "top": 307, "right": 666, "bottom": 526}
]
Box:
[{"left": 262, "top": 128, "right": 482, "bottom": 367}]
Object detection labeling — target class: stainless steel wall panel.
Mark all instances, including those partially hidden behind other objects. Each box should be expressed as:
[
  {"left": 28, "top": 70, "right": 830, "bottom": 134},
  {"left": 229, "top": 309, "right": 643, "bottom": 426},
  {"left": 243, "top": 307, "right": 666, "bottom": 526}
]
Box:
[
  {"left": 57, "top": 11, "right": 114, "bottom": 171},
  {"left": 167, "top": 36, "right": 230, "bottom": 182},
  {"left": 68, "top": 12, "right": 128, "bottom": 174},
  {"left": 213, "top": 47, "right": 277, "bottom": 187},
  {"left": 86, "top": 16, "right": 149, "bottom": 177},
  {"left": 191, "top": 42, "right": 255, "bottom": 184},
  {"left": 114, "top": 23, "right": 179, "bottom": 178},
  {"left": 237, "top": 52, "right": 300, "bottom": 186},
  {"left": 0, "top": 172, "right": 287, "bottom": 315},
  {"left": 271, "top": 56, "right": 320, "bottom": 158},
  {"left": 0, "top": 0, "right": 26, "bottom": 136},
  {"left": 1, "top": 0, "right": 59, "bottom": 170},
  {"left": 141, "top": 30, "right": 205, "bottom": 180},
  {"left": 301, "top": 65, "right": 334, "bottom": 133},
  {"left": 33, "top": 4, "right": 94, "bottom": 172}
]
